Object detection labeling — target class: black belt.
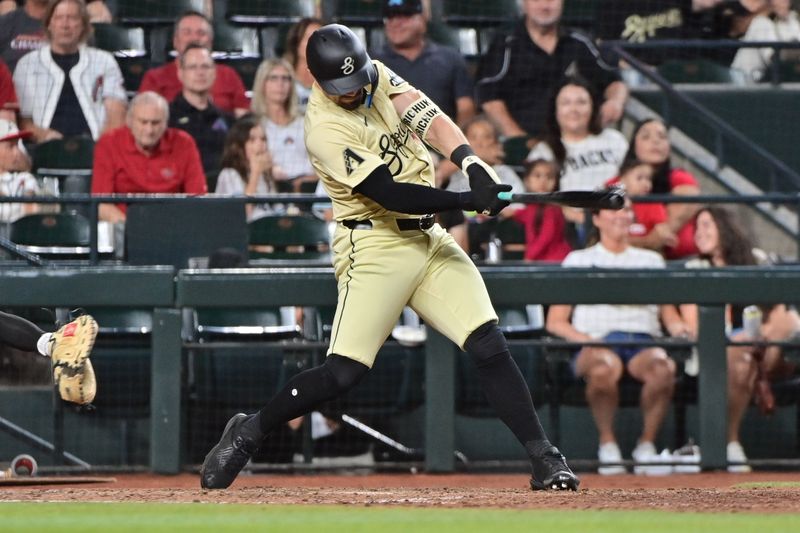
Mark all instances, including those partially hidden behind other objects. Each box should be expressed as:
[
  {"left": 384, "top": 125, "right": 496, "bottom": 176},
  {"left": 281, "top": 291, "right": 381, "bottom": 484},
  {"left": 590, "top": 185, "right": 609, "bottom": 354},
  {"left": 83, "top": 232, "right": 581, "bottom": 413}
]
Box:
[{"left": 342, "top": 215, "right": 435, "bottom": 231}]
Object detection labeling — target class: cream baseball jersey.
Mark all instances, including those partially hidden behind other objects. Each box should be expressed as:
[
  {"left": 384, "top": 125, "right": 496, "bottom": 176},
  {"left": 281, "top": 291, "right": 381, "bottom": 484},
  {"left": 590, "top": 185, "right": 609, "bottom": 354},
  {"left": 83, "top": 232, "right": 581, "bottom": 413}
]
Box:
[{"left": 304, "top": 60, "right": 436, "bottom": 221}]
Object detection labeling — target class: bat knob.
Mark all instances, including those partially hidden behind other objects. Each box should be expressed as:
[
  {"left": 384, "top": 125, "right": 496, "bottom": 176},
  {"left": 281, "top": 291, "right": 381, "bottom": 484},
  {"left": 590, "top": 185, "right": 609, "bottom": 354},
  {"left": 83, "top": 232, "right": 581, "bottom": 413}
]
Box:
[
  {"left": 606, "top": 189, "right": 626, "bottom": 209},
  {"left": 497, "top": 191, "right": 513, "bottom": 201}
]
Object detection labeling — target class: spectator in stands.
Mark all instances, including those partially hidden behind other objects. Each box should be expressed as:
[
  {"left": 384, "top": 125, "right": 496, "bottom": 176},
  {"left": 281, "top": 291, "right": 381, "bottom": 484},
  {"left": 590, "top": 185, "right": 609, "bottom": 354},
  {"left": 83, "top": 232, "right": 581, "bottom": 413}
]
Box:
[
  {"left": 595, "top": 0, "right": 727, "bottom": 66},
  {"left": 0, "top": 0, "right": 48, "bottom": 70},
  {"left": 250, "top": 58, "right": 316, "bottom": 192},
  {"left": 503, "top": 158, "right": 571, "bottom": 262},
  {"left": 138, "top": 10, "right": 249, "bottom": 118},
  {"left": 0, "top": 118, "right": 38, "bottom": 222},
  {"left": 0, "top": 0, "right": 17, "bottom": 16},
  {"left": 168, "top": 44, "right": 232, "bottom": 189},
  {"left": 621, "top": 118, "right": 700, "bottom": 259},
  {"left": 283, "top": 17, "right": 323, "bottom": 113},
  {"left": 373, "top": 0, "right": 476, "bottom": 127},
  {"left": 607, "top": 158, "right": 677, "bottom": 255},
  {"left": 525, "top": 77, "right": 628, "bottom": 247},
  {"left": 476, "top": 0, "right": 628, "bottom": 165},
  {"left": 731, "top": 0, "right": 779, "bottom": 81},
  {"left": 215, "top": 114, "right": 283, "bottom": 222},
  {"left": 0, "top": 58, "right": 18, "bottom": 122},
  {"left": 12, "top": 0, "right": 126, "bottom": 143},
  {"left": 443, "top": 116, "right": 525, "bottom": 197},
  {"left": 441, "top": 115, "right": 524, "bottom": 256},
  {"left": 85, "top": 0, "right": 110, "bottom": 23},
  {"left": 527, "top": 77, "right": 629, "bottom": 192},
  {"left": 772, "top": 0, "right": 800, "bottom": 50},
  {"left": 91, "top": 91, "right": 207, "bottom": 223},
  {"left": 676, "top": 205, "right": 797, "bottom": 472},
  {"left": 546, "top": 196, "right": 688, "bottom": 475}
]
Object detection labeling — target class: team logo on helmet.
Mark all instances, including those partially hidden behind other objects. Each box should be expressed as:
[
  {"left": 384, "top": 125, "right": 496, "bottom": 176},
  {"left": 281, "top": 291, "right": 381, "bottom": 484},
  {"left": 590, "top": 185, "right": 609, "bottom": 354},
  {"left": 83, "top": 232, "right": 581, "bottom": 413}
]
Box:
[{"left": 341, "top": 56, "right": 355, "bottom": 75}]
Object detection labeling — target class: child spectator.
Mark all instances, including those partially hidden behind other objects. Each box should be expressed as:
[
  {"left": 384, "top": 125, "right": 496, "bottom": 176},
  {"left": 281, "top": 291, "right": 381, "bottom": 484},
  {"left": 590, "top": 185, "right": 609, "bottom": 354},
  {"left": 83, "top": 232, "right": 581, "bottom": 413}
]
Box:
[
  {"left": 609, "top": 158, "right": 678, "bottom": 254},
  {"left": 505, "top": 159, "right": 571, "bottom": 262},
  {"left": 621, "top": 118, "right": 700, "bottom": 259},
  {"left": 0, "top": 118, "right": 38, "bottom": 222},
  {"left": 215, "top": 114, "right": 282, "bottom": 221}
]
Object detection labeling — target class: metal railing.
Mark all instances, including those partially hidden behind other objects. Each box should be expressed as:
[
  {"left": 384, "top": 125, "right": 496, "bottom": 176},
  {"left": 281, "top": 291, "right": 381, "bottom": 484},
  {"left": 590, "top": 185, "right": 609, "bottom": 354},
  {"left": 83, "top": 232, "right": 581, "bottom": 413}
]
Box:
[
  {"left": 603, "top": 39, "right": 800, "bottom": 192},
  {"left": 4, "top": 192, "right": 800, "bottom": 264}
]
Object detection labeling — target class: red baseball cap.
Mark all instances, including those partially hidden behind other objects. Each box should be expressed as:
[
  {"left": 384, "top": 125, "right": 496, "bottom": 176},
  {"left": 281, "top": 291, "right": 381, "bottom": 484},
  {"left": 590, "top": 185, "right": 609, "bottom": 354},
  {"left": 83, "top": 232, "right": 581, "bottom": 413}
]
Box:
[{"left": 0, "top": 118, "right": 32, "bottom": 143}]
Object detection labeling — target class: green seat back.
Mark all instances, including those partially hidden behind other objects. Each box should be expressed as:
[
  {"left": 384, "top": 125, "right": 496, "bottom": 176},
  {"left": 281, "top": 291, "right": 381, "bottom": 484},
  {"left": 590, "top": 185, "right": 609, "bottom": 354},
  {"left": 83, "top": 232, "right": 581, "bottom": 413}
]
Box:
[
  {"left": 116, "top": 0, "right": 204, "bottom": 25},
  {"left": 91, "top": 23, "right": 146, "bottom": 56},
  {"left": 657, "top": 59, "right": 737, "bottom": 84},
  {"left": 248, "top": 214, "right": 330, "bottom": 260},
  {"left": 332, "top": 0, "right": 383, "bottom": 26},
  {"left": 442, "top": 0, "right": 520, "bottom": 26},
  {"left": 226, "top": 0, "right": 314, "bottom": 24},
  {"left": 32, "top": 137, "right": 94, "bottom": 176},
  {"left": 10, "top": 213, "right": 90, "bottom": 247}
]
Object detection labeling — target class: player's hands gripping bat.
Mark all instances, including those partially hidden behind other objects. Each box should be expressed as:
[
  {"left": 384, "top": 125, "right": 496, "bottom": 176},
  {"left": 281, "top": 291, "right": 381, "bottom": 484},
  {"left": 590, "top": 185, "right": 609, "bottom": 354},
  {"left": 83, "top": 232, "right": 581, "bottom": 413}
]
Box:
[
  {"left": 463, "top": 156, "right": 512, "bottom": 216},
  {"left": 497, "top": 188, "right": 626, "bottom": 210},
  {"left": 50, "top": 314, "right": 98, "bottom": 405}
]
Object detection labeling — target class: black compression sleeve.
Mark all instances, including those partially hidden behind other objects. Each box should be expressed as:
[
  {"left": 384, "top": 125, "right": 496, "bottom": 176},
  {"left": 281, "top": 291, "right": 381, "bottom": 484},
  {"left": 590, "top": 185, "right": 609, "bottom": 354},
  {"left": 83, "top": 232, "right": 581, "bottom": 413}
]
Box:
[{"left": 353, "top": 164, "right": 473, "bottom": 215}]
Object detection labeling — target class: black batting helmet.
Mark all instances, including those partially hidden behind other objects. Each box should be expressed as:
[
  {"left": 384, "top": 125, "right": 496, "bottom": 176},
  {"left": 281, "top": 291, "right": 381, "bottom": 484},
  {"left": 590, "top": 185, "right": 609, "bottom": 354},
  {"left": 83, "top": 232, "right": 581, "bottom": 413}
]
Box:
[{"left": 306, "top": 24, "right": 377, "bottom": 95}]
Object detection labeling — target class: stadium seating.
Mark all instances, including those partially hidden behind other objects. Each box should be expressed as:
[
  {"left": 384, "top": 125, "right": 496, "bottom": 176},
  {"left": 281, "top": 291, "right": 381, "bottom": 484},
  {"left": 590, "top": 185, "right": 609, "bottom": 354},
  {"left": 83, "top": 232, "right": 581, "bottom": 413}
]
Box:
[
  {"left": 9, "top": 213, "right": 92, "bottom": 259},
  {"left": 91, "top": 23, "right": 147, "bottom": 57},
  {"left": 116, "top": 0, "right": 205, "bottom": 26},
  {"left": 657, "top": 59, "right": 743, "bottom": 84},
  {"left": 225, "top": 0, "right": 315, "bottom": 25},
  {"left": 248, "top": 214, "right": 331, "bottom": 261},
  {"left": 81, "top": 307, "right": 153, "bottom": 465},
  {"left": 441, "top": 0, "right": 520, "bottom": 26}
]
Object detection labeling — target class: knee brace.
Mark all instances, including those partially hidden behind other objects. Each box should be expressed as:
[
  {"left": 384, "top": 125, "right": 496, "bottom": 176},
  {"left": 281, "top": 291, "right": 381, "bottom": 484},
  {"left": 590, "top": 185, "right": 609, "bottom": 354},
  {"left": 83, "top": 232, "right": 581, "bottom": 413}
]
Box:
[
  {"left": 324, "top": 354, "right": 370, "bottom": 393},
  {"left": 464, "top": 321, "right": 509, "bottom": 367}
]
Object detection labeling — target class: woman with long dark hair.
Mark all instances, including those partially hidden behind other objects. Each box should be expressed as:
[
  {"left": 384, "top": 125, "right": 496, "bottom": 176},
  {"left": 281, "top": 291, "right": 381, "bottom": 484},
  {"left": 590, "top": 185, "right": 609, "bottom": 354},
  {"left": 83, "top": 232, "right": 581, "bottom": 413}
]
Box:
[
  {"left": 215, "top": 114, "right": 280, "bottom": 221},
  {"left": 527, "top": 76, "right": 628, "bottom": 192},
  {"left": 620, "top": 118, "right": 701, "bottom": 259},
  {"left": 677, "top": 205, "right": 794, "bottom": 472}
]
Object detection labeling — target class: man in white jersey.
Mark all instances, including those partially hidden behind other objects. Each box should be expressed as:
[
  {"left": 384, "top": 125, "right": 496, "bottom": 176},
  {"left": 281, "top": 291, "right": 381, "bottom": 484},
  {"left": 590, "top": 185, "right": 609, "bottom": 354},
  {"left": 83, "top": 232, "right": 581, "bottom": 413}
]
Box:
[
  {"left": 200, "top": 23, "right": 578, "bottom": 492},
  {"left": 547, "top": 197, "right": 688, "bottom": 475}
]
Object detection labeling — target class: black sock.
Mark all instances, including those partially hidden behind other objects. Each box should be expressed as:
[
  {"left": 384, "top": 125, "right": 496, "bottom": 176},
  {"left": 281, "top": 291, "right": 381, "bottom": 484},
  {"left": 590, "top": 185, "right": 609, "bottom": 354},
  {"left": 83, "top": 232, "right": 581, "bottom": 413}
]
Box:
[
  {"left": 255, "top": 355, "right": 368, "bottom": 435},
  {"left": 473, "top": 351, "right": 547, "bottom": 448},
  {"left": 0, "top": 311, "right": 45, "bottom": 352}
]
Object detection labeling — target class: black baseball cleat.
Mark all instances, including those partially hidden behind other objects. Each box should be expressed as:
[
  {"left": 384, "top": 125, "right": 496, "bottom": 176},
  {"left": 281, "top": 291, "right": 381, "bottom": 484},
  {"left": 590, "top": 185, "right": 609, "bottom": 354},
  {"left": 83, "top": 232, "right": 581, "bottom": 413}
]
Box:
[
  {"left": 529, "top": 444, "right": 580, "bottom": 491},
  {"left": 200, "top": 413, "right": 261, "bottom": 489}
]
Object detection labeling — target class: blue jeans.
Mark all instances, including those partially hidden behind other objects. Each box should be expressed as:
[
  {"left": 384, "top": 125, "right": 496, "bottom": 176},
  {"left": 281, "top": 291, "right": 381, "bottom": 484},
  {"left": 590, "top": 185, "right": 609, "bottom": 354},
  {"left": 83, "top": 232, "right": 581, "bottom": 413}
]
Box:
[{"left": 571, "top": 331, "right": 656, "bottom": 377}]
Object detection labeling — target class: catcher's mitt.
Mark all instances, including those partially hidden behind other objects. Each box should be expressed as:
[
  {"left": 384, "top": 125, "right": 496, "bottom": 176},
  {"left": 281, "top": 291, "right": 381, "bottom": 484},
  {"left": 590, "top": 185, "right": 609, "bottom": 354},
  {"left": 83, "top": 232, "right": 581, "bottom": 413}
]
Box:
[{"left": 49, "top": 314, "right": 98, "bottom": 405}]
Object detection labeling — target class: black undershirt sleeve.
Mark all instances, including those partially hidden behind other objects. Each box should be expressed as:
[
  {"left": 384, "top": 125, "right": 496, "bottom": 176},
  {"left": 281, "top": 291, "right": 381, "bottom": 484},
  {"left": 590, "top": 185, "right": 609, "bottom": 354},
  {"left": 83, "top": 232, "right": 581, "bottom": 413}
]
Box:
[{"left": 352, "top": 164, "right": 473, "bottom": 215}]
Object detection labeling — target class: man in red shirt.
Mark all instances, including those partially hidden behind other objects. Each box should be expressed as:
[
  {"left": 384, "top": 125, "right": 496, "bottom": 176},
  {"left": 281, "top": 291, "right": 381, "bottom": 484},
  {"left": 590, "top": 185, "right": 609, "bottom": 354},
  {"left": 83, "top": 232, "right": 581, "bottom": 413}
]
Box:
[
  {"left": 138, "top": 10, "right": 249, "bottom": 117},
  {"left": 92, "top": 91, "right": 207, "bottom": 223}
]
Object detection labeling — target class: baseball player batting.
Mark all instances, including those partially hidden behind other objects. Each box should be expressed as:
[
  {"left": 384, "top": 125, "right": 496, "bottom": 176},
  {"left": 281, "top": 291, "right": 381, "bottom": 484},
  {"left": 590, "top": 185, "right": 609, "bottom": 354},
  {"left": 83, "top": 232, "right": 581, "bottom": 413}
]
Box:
[{"left": 201, "top": 23, "right": 579, "bottom": 492}]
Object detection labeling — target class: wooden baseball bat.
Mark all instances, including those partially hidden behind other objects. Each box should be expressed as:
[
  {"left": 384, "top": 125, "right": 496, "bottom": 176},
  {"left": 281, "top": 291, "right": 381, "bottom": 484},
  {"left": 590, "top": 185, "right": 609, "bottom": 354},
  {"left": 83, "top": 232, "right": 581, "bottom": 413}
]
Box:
[{"left": 497, "top": 189, "right": 626, "bottom": 209}]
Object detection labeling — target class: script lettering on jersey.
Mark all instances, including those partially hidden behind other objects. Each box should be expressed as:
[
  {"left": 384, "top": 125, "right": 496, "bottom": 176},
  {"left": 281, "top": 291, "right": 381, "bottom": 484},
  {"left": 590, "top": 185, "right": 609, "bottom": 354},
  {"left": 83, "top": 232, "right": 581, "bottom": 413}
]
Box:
[
  {"left": 622, "top": 9, "right": 683, "bottom": 43},
  {"left": 343, "top": 148, "right": 365, "bottom": 176},
  {"left": 564, "top": 149, "right": 620, "bottom": 172}
]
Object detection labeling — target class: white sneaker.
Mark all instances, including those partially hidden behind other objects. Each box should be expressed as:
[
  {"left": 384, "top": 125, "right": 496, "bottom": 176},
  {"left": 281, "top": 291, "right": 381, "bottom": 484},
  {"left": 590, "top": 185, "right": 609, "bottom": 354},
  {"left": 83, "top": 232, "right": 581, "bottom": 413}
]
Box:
[
  {"left": 672, "top": 441, "right": 701, "bottom": 474},
  {"left": 727, "top": 441, "right": 752, "bottom": 473},
  {"left": 632, "top": 441, "right": 673, "bottom": 476},
  {"left": 597, "top": 442, "right": 626, "bottom": 475}
]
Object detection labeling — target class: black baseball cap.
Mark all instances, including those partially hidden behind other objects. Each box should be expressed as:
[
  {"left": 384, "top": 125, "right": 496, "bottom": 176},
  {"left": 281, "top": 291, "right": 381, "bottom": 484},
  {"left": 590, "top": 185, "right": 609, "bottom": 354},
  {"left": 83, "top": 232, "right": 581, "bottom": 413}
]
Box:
[{"left": 383, "top": 0, "right": 423, "bottom": 17}]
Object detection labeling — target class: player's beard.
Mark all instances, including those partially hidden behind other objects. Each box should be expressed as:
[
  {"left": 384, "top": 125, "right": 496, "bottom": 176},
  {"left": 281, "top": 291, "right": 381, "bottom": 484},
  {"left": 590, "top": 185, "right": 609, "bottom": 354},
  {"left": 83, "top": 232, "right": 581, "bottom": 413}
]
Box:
[{"left": 337, "top": 89, "right": 366, "bottom": 111}]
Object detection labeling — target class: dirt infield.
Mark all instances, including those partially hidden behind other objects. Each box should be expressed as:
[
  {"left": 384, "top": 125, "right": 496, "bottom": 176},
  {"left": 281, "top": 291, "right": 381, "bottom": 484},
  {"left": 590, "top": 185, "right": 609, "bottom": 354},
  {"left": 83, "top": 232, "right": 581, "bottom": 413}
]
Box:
[{"left": 2, "top": 472, "right": 800, "bottom": 512}]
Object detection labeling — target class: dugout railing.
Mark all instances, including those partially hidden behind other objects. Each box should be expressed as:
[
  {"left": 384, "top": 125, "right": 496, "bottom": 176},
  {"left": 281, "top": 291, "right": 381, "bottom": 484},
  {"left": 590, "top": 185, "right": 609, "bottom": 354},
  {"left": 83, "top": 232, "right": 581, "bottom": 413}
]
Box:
[{"left": 3, "top": 193, "right": 800, "bottom": 265}]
